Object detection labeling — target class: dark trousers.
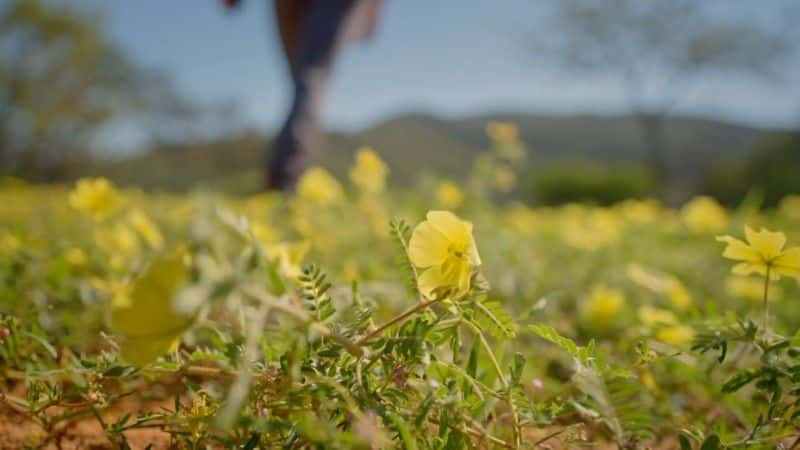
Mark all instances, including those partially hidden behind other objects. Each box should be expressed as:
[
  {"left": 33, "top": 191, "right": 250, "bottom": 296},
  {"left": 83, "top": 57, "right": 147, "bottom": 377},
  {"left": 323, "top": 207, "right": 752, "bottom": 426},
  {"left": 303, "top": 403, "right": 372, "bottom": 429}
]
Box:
[{"left": 267, "top": 0, "right": 358, "bottom": 190}]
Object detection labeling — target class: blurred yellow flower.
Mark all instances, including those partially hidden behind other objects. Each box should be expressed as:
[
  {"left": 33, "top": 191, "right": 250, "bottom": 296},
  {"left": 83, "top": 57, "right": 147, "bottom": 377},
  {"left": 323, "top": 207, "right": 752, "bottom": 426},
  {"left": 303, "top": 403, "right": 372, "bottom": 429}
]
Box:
[
  {"left": 0, "top": 232, "right": 20, "bottom": 258},
  {"left": 68, "top": 178, "right": 125, "bottom": 220},
  {"left": 492, "top": 165, "right": 517, "bottom": 193},
  {"left": 655, "top": 325, "right": 695, "bottom": 347},
  {"left": 717, "top": 226, "right": 800, "bottom": 280},
  {"left": 96, "top": 223, "right": 140, "bottom": 257},
  {"left": 251, "top": 221, "right": 279, "bottom": 246},
  {"left": 584, "top": 284, "right": 625, "bottom": 327},
  {"left": 725, "top": 276, "right": 781, "bottom": 302},
  {"left": 435, "top": 180, "right": 464, "bottom": 210},
  {"left": 408, "top": 211, "right": 481, "bottom": 299},
  {"left": 666, "top": 282, "right": 692, "bottom": 310},
  {"left": 111, "top": 249, "right": 193, "bottom": 366},
  {"left": 616, "top": 199, "right": 661, "bottom": 225},
  {"left": 127, "top": 209, "right": 164, "bottom": 250},
  {"left": 95, "top": 223, "right": 140, "bottom": 271},
  {"left": 626, "top": 264, "right": 692, "bottom": 310},
  {"left": 486, "top": 121, "right": 519, "bottom": 144},
  {"left": 638, "top": 306, "right": 676, "bottom": 327},
  {"left": 296, "top": 167, "right": 344, "bottom": 205},
  {"left": 63, "top": 248, "right": 89, "bottom": 268},
  {"left": 681, "top": 196, "right": 728, "bottom": 234},
  {"left": 562, "top": 208, "right": 621, "bottom": 251},
  {"left": 266, "top": 241, "right": 310, "bottom": 279},
  {"left": 349, "top": 147, "right": 388, "bottom": 194},
  {"left": 505, "top": 203, "right": 539, "bottom": 235},
  {"left": 486, "top": 121, "right": 526, "bottom": 163}
]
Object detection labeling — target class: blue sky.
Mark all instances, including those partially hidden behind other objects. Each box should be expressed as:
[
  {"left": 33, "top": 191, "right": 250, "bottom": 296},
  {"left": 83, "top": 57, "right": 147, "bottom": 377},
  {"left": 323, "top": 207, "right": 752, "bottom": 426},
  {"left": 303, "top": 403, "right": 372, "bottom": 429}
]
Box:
[{"left": 63, "top": 0, "right": 799, "bottom": 149}]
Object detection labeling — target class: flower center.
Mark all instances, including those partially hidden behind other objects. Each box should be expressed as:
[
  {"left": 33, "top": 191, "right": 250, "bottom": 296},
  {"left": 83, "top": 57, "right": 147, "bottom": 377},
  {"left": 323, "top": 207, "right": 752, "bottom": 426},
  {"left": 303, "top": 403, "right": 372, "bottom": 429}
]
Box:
[{"left": 448, "top": 244, "right": 466, "bottom": 260}]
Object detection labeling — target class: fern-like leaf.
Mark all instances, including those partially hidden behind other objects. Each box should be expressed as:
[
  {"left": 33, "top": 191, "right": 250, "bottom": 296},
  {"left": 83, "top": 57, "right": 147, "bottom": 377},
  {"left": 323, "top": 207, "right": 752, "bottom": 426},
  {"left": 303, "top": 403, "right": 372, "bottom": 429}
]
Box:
[{"left": 298, "top": 265, "right": 335, "bottom": 322}]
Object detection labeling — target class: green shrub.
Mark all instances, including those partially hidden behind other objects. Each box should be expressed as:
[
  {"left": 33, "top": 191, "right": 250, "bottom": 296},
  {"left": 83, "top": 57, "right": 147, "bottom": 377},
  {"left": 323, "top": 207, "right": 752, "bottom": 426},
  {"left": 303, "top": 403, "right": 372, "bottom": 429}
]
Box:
[
  {"left": 524, "top": 160, "right": 655, "bottom": 205},
  {"left": 704, "top": 131, "right": 800, "bottom": 207}
]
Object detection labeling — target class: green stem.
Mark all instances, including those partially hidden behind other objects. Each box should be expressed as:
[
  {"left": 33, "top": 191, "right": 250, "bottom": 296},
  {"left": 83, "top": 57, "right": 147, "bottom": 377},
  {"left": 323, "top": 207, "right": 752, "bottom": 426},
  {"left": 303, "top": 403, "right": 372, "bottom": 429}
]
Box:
[
  {"left": 355, "top": 297, "right": 443, "bottom": 346},
  {"left": 463, "top": 320, "right": 520, "bottom": 449},
  {"left": 763, "top": 265, "right": 771, "bottom": 337}
]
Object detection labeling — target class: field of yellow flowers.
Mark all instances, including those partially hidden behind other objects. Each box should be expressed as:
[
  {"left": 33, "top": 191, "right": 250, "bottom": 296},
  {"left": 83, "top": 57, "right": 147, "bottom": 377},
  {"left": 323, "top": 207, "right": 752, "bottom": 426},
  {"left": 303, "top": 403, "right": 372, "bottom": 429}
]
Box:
[{"left": 2, "top": 126, "right": 800, "bottom": 449}]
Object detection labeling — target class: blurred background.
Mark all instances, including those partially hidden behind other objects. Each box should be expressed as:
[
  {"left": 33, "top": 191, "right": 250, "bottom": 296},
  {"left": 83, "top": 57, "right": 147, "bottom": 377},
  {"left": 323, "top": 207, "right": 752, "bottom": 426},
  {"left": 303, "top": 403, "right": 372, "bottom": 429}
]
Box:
[{"left": 1, "top": 0, "right": 798, "bottom": 205}]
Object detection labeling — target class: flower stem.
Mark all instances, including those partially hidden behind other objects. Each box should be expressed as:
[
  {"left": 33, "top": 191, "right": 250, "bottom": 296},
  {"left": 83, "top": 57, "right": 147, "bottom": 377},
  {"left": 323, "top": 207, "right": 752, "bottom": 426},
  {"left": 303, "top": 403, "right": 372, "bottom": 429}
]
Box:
[
  {"left": 355, "top": 297, "right": 442, "bottom": 346},
  {"left": 762, "top": 266, "right": 771, "bottom": 337},
  {"left": 463, "top": 319, "right": 521, "bottom": 449}
]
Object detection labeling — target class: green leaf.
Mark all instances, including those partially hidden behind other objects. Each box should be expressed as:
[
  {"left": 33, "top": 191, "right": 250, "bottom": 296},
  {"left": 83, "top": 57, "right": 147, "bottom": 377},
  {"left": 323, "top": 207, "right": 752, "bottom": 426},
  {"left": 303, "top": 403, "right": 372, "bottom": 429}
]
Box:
[
  {"left": 102, "top": 365, "right": 127, "bottom": 377},
  {"left": 386, "top": 412, "right": 418, "bottom": 450},
  {"left": 474, "top": 300, "right": 515, "bottom": 338},
  {"left": 699, "top": 434, "right": 720, "bottom": 450},
  {"left": 679, "top": 434, "right": 693, "bottom": 450},
  {"left": 242, "top": 433, "right": 260, "bottom": 450},
  {"left": 510, "top": 352, "right": 525, "bottom": 385},
  {"left": 466, "top": 338, "right": 480, "bottom": 379},
  {"left": 527, "top": 324, "right": 593, "bottom": 364},
  {"left": 721, "top": 369, "right": 761, "bottom": 393}
]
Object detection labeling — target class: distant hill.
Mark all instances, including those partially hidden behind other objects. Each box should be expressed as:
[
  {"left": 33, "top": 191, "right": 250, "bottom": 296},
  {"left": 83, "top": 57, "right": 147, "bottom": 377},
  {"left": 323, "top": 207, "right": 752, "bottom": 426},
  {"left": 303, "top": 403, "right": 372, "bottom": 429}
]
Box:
[{"left": 80, "top": 113, "right": 775, "bottom": 193}]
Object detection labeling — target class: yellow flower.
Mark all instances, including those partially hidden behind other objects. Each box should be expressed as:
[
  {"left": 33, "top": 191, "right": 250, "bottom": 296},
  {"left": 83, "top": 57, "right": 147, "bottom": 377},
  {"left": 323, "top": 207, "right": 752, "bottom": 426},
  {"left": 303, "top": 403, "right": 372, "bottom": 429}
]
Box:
[
  {"left": 655, "top": 325, "right": 695, "bottom": 347},
  {"left": 408, "top": 211, "right": 481, "bottom": 299},
  {"left": 127, "top": 209, "right": 164, "bottom": 250},
  {"left": 725, "top": 276, "right": 781, "bottom": 302},
  {"left": 627, "top": 264, "right": 692, "bottom": 309},
  {"left": 505, "top": 203, "right": 539, "bottom": 235},
  {"left": 561, "top": 208, "right": 621, "bottom": 251},
  {"left": 296, "top": 167, "right": 344, "bottom": 205},
  {"left": 95, "top": 223, "right": 140, "bottom": 271},
  {"left": 96, "top": 223, "right": 140, "bottom": 257},
  {"left": 68, "top": 178, "right": 125, "bottom": 220},
  {"left": 486, "top": 122, "right": 526, "bottom": 162},
  {"left": 717, "top": 226, "right": 800, "bottom": 279},
  {"left": 486, "top": 121, "right": 520, "bottom": 144},
  {"left": 266, "top": 241, "right": 310, "bottom": 279},
  {"left": 63, "top": 248, "right": 89, "bottom": 268},
  {"left": 638, "top": 306, "right": 676, "bottom": 327},
  {"left": 491, "top": 165, "right": 516, "bottom": 193},
  {"left": 666, "top": 282, "right": 692, "bottom": 310},
  {"left": 251, "top": 222, "right": 279, "bottom": 246},
  {"left": 111, "top": 249, "right": 193, "bottom": 366},
  {"left": 0, "top": 232, "right": 20, "bottom": 258},
  {"left": 616, "top": 199, "right": 661, "bottom": 225},
  {"left": 349, "top": 147, "right": 389, "bottom": 194},
  {"left": 583, "top": 284, "right": 625, "bottom": 328},
  {"left": 436, "top": 180, "right": 464, "bottom": 210},
  {"left": 681, "top": 196, "right": 728, "bottom": 234}
]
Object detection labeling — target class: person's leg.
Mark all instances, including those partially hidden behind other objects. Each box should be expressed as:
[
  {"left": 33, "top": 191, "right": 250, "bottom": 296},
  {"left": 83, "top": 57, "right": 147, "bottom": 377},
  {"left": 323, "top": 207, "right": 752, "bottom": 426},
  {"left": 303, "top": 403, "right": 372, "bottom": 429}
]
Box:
[{"left": 267, "top": 0, "right": 357, "bottom": 190}]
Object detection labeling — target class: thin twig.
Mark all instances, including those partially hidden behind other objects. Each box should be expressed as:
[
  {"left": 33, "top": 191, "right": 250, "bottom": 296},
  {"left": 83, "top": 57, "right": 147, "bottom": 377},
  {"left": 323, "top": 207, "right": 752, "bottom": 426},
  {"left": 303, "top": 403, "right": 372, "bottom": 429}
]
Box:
[{"left": 356, "top": 297, "right": 443, "bottom": 346}]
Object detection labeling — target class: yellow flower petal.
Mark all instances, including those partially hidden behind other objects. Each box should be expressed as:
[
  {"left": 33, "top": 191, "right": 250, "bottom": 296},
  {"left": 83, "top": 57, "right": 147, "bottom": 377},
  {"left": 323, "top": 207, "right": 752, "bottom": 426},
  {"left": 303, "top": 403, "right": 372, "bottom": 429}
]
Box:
[
  {"left": 716, "top": 235, "right": 760, "bottom": 263},
  {"left": 408, "top": 221, "right": 450, "bottom": 268},
  {"left": 426, "top": 211, "right": 472, "bottom": 246},
  {"left": 417, "top": 266, "right": 445, "bottom": 299},
  {"left": 745, "top": 226, "right": 785, "bottom": 260},
  {"left": 774, "top": 247, "right": 800, "bottom": 278},
  {"left": 111, "top": 250, "right": 192, "bottom": 366},
  {"left": 655, "top": 325, "right": 695, "bottom": 347},
  {"left": 732, "top": 262, "right": 763, "bottom": 277}
]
